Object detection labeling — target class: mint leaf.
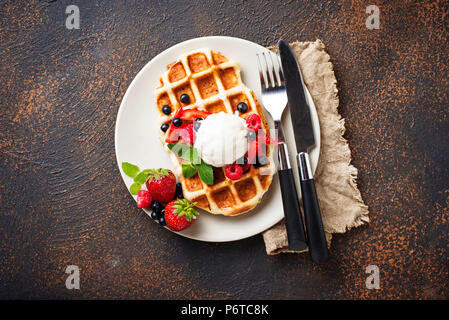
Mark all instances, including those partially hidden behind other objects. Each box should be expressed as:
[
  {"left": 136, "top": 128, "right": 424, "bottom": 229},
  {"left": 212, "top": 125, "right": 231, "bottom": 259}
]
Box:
[
  {"left": 168, "top": 143, "right": 200, "bottom": 164},
  {"left": 195, "top": 161, "right": 214, "bottom": 185},
  {"left": 133, "top": 171, "right": 148, "bottom": 184},
  {"left": 182, "top": 162, "right": 197, "bottom": 178},
  {"left": 122, "top": 162, "right": 140, "bottom": 178},
  {"left": 129, "top": 182, "right": 141, "bottom": 195}
]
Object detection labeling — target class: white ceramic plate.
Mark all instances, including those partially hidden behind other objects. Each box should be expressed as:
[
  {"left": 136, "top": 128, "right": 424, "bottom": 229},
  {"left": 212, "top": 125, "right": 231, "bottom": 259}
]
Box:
[{"left": 115, "top": 36, "right": 320, "bottom": 242}]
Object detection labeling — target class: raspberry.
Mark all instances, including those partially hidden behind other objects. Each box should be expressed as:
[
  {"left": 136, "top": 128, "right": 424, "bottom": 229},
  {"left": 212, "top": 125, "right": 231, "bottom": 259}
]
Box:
[
  {"left": 225, "top": 163, "right": 243, "bottom": 180},
  {"left": 245, "top": 114, "right": 261, "bottom": 131},
  {"left": 136, "top": 190, "right": 153, "bottom": 209}
]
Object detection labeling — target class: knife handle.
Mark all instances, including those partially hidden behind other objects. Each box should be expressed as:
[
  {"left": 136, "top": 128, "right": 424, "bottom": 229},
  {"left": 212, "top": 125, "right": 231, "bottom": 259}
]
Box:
[
  {"left": 297, "top": 152, "right": 329, "bottom": 263},
  {"left": 277, "top": 143, "right": 308, "bottom": 251}
]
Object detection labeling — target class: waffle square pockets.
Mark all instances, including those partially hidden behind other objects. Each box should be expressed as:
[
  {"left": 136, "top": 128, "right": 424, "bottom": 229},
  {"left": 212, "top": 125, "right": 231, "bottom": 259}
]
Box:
[{"left": 154, "top": 49, "right": 275, "bottom": 216}]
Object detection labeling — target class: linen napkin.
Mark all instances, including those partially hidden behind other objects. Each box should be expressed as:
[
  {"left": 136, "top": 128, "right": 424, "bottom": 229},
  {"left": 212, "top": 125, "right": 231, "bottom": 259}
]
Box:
[{"left": 263, "top": 40, "right": 369, "bottom": 255}]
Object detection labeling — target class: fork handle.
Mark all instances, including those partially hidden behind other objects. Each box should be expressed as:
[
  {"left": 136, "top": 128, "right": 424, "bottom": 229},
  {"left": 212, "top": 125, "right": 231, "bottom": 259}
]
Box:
[{"left": 277, "top": 142, "right": 308, "bottom": 251}]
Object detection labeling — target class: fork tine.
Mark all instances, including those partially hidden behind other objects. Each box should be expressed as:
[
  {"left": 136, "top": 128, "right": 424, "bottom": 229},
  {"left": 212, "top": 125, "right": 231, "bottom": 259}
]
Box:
[
  {"left": 263, "top": 52, "right": 275, "bottom": 87},
  {"left": 268, "top": 52, "right": 281, "bottom": 87},
  {"left": 277, "top": 55, "right": 285, "bottom": 85},
  {"left": 256, "top": 54, "right": 267, "bottom": 90}
]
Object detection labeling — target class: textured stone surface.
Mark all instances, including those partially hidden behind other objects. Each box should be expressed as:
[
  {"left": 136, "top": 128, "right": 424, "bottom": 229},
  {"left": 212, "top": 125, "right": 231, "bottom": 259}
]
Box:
[{"left": 0, "top": 0, "right": 448, "bottom": 299}]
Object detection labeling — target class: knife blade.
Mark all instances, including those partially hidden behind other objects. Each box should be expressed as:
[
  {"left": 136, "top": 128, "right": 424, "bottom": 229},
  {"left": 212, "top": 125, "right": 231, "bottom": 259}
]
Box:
[
  {"left": 278, "top": 39, "right": 329, "bottom": 263},
  {"left": 278, "top": 41, "right": 315, "bottom": 153}
]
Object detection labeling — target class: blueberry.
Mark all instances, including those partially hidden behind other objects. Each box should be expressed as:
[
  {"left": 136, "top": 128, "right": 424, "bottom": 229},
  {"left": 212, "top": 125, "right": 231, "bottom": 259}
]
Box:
[
  {"left": 256, "top": 155, "right": 268, "bottom": 167},
  {"left": 237, "top": 156, "right": 248, "bottom": 165},
  {"left": 161, "top": 123, "right": 169, "bottom": 132},
  {"left": 180, "top": 94, "right": 190, "bottom": 104},
  {"left": 150, "top": 211, "right": 159, "bottom": 220},
  {"left": 151, "top": 200, "right": 162, "bottom": 213},
  {"left": 172, "top": 117, "right": 182, "bottom": 127},
  {"left": 193, "top": 118, "right": 203, "bottom": 131},
  {"left": 175, "top": 183, "right": 184, "bottom": 199},
  {"left": 158, "top": 216, "right": 166, "bottom": 227},
  {"left": 247, "top": 130, "right": 257, "bottom": 141},
  {"left": 162, "top": 105, "right": 172, "bottom": 115},
  {"left": 237, "top": 102, "right": 248, "bottom": 113}
]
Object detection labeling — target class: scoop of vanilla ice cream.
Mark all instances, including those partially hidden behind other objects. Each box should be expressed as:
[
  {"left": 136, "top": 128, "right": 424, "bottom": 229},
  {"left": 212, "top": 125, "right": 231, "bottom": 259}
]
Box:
[{"left": 194, "top": 112, "right": 248, "bottom": 167}]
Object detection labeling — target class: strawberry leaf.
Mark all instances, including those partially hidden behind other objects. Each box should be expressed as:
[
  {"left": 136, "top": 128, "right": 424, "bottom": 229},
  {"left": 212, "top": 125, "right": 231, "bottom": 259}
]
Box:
[{"left": 133, "top": 171, "right": 148, "bottom": 184}]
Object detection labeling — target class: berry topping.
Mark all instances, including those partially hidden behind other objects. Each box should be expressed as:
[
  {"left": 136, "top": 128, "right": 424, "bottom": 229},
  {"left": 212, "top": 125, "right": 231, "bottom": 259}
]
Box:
[
  {"left": 136, "top": 190, "right": 153, "bottom": 209},
  {"left": 158, "top": 215, "right": 166, "bottom": 227},
  {"left": 175, "top": 183, "right": 184, "bottom": 199},
  {"left": 237, "top": 156, "right": 251, "bottom": 172},
  {"left": 247, "top": 140, "right": 258, "bottom": 164},
  {"left": 165, "top": 121, "right": 195, "bottom": 144},
  {"left": 247, "top": 130, "right": 257, "bottom": 141},
  {"left": 162, "top": 105, "right": 172, "bottom": 115},
  {"left": 245, "top": 114, "right": 261, "bottom": 131},
  {"left": 257, "top": 130, "right": 277, "bottom": 145},
  {"left": 164, "top": 199, "right": 199, "bottom": 231},
  {"left": 150, "top": 210, "right": 160, "bottom": 220},
  {"left": 241, "top": 163, "right": 251, "bottom": 173},
  {"left": 151, "top": 200, "right": 162, "bottom": 213},
  {"left": 145, "top": 169, "right": 177, "bottom": 203},
  {"left": 172, "top": 117, "right": 183, "bottom": 127},
  {"left": 237, "top": 102, "right": 248, "bottom": 113},
  {"left": 193, "top": 118, "right": 203, "bottom": 131},
  {"left": 225, "top": 163, "right": 243, "bottom": 180},
  {"left": 161, "top": 123, "right": 169, "bottom": 132},
  {"left": 180, "top": 94, "right": 190, "bottom": 104},
  {"left": 180, "top": 109, "right": 210, "bottom": 121},
  {"left": 236, "top": 156, "right": 248, "bottom": 166},
  {"left": 256, "top": 155, "right": 269, "bottom": 167}
]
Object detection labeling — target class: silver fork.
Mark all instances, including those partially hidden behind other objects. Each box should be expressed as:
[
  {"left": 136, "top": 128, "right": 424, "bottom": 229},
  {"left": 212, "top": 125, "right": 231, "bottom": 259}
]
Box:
[{"left": 257, "top": 51, "right": 308, "bottom": 251}]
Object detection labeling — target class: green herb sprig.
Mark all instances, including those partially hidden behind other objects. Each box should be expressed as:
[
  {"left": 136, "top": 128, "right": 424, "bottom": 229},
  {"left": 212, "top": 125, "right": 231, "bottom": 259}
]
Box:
[
  {"left": 167, "top": 143, "right": 214, "bottom": 185},
  {"left": 121, "top": 162, "right": 170, "bottom": 195}
]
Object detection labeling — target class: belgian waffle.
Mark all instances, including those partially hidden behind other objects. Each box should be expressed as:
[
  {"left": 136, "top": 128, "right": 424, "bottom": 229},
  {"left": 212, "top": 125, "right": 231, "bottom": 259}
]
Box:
[{"left": 155, "top": 49, "right": 275, "bottom": 216}]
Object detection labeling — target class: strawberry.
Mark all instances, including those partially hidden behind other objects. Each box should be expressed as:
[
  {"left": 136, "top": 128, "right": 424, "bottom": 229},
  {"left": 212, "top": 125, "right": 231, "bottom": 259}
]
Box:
[
  {"left": 257, "top": 129, "right": 277, "bottom": 145},
  {"left": 172, "top": 107, "right": 210, "bottom": 121},
  {"left": 165, "top": 122, "right": 195, "bottom": 144},
  {"left": 245, "top": 114, "right": 261, "bottom": 131},
  {"left": 180, "top": 108, "right": 210, "bottom": 121},
  {"left": 164, "top": 199, "right": 199, "bottom": 231},
  {"left": 145, "top": 169, "right": 176, "bottom": 203}
]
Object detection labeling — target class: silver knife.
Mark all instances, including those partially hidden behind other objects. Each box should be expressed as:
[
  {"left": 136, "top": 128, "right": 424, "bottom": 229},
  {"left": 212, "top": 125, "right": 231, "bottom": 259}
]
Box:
[{"left": 278, "top": 39, "right": 329, "bottom": 263}]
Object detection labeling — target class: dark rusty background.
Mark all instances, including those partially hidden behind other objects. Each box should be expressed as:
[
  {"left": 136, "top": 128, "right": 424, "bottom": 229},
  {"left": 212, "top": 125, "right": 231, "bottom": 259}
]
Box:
[{"left": 0, "top": 0, "right": 448, "bottom": 299}]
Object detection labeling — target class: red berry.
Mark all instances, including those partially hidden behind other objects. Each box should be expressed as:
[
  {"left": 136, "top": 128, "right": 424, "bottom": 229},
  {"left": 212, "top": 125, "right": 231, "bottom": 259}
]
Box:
[
  {"left": 145, "top": 169, "right": 177, "bottom": 203},
  {"left": 180, "top": 108, "right": 211, "bottom": 121},
  {"left": 179, "top": 123, "right": 195, "bottom": 144},
  {"left": 225, "top": 163, "right": 243, "bottom": 180},
  {"left": 245, "top": 114, "right": 261, "bottom": 131},
  {"left": 164, "top": 199, "right": 199, "bottom": 231},
  {"left": 136, "top": 190, "right": 153, "bottom": 209},
  {"left": 165, "top": 122, "right": 195, "bottom": 144},
  {"left": 247, "top": 140, "right": 258, "bottom": 164},
  {"left": 257, "top": 129, "right": 277, "bottom": 145}
]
